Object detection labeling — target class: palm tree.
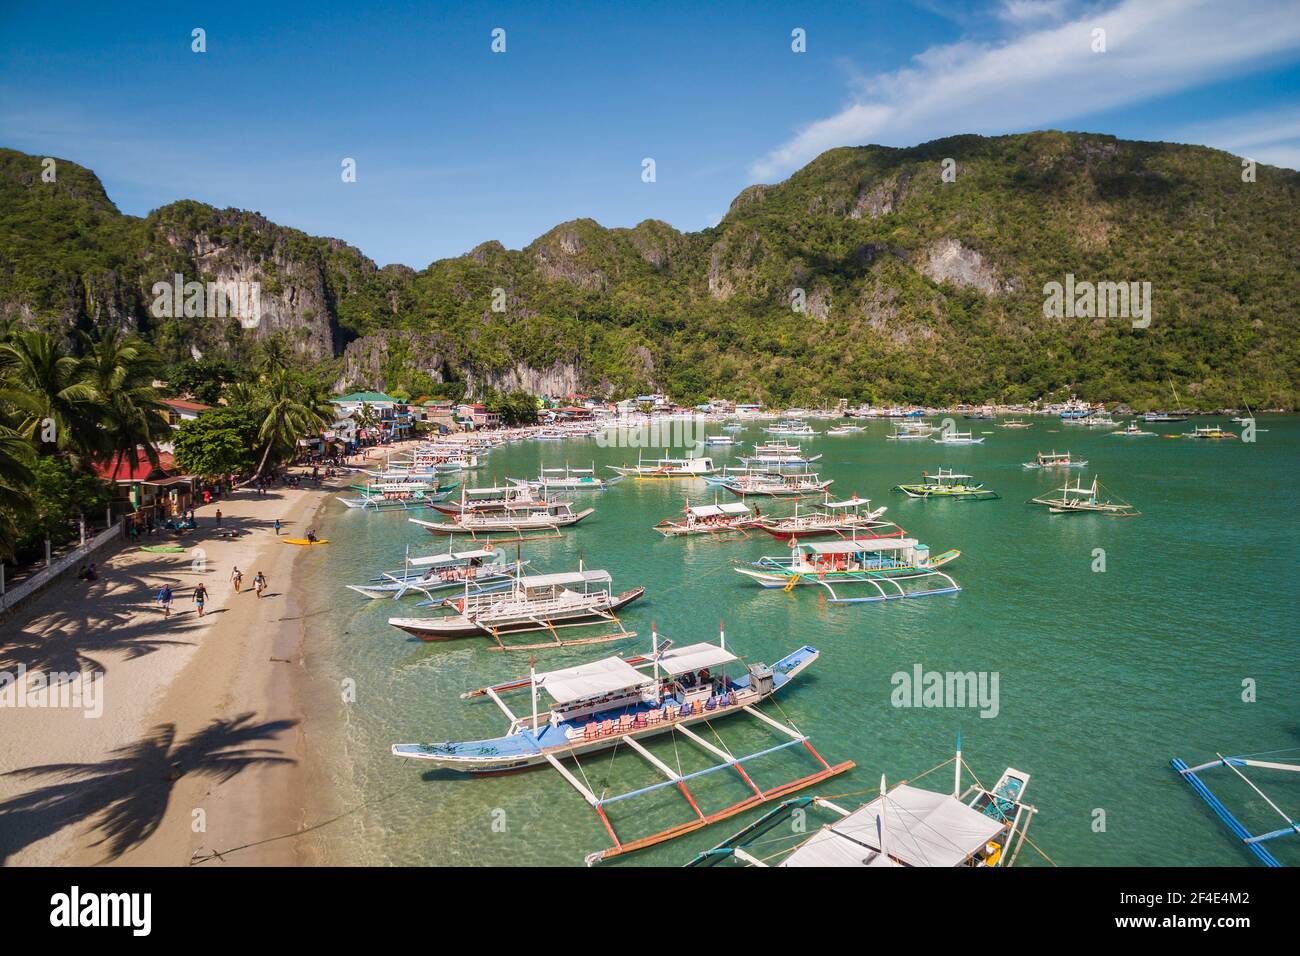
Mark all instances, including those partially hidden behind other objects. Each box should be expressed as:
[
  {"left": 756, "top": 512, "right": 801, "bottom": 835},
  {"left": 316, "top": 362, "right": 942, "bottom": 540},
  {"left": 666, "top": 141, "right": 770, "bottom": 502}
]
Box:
[
  {"left": 0, "top": 425, "right": 35, "bottom": 559},
  {"left": 0, "top": 331, "right": 99, "bottom": 461},
  {"left": 247, "top": 369, "right": 332, "bottom": 482},
  {"left": 80, "top": 329, "right": 172, "bottom": 479},
  {"left": 254, "top": 336, "right": 291, "bottom": 376}
]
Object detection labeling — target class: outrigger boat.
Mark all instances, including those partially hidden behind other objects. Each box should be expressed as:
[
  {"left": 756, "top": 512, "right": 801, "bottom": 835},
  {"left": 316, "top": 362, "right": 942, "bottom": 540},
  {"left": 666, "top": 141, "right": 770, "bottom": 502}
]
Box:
[
  {"left": 337, "top": 480, "right": 455, "bottom": 511},
  {"left": 825, "top": 425, "right": 865, "bottom": 435},
  {"left": 931, "top": 430, "right": 985, "bottom": 445},
  {"left": 509, "top": 464, "right": 623, "bottom": 492},
  {"left": 1171, "top": 747, "right": 1300, "bottom": 867},
  {"left": 345, "top": 546, "right": 518, "bottom": 600},
  {"left": 894, "top": 468, "right": 999, "bottom": 500},
  {"left": 701, "top": 465, "right": 780, "bottom": 487},
  {"left": 764, "top": 419, "right": 817, "bottom": 437},
  {"left": 654, "top": 500, "right": 762, "bottom": 537},
  {"left": 885, "top": 422, "right": 935, "bottom": 441},
  {"left": 1111, "top": 421, "right": 1156, "bottom": 436},
  {"left": 736, "top": 537, "right": 961, "bottom": 602},
  {"left": 391, "top": 625, "right": 854, "bottom": 863},
  {"left": 723, "top": 471, "right": 833, "bottom": 498},
  {"left": 735, "top": 442, "right": 822, "bottom": 467},
  {"left": 1179, "top": 425, "right": 1238, "bottom": 440},
  {"left": 703, "top": 434, "right": 737, "bottom": 447},
  {"left": 757, "top": 495, "right": 899, "bottom": 540},
  {"left": 688, "top": 741, "right": 1038, "bottom": 868},
  {"left": 1029, "top": 475, "right": 1139, "bottom": 516},
  {"left": 409, "top": 499, "right": 595, "bottom": 537},
  {"left": 606, "top": 453, "right": 717, "bottom": 478},
  {"left": 388, "top": 564, "right": 643, "bottom": 647},
  {"left": 431, "top": 484, "right": 545, "bottom": 515},
  {"left": 1021, "top": 449, "right": 1086, "bottom": 469},
  {"left": 996, "top": 419, "right": 1033, "bottom": 429}
]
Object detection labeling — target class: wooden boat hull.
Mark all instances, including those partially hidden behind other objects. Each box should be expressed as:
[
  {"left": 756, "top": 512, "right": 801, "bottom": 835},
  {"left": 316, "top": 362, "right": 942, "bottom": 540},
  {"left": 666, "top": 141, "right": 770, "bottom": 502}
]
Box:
[
  {"left": 724, "top": 482, "right": 833, "bottom": 498},
  {"left": 757, "top": 522, "right": 901, "bottom": 540},
  {"left": 388, "top": 587, "right": 644, "bottom": 641},
  {"left": 412, "top": 508, "right": 595, "bottom": 535},
  {"left": 655, "top": 520, "right": 762, "bottom": 537}
]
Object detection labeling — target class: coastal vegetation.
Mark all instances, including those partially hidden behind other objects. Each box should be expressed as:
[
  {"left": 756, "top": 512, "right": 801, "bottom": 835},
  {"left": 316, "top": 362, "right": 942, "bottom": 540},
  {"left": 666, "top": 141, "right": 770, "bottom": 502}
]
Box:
[{"left": 0, "top": 327, "right": 333, "bottom": 562}]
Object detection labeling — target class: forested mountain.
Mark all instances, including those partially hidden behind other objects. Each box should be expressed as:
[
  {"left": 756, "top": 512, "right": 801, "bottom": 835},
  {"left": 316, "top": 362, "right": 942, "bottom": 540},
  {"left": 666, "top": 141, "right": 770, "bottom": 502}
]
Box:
[{"left": 2, "top": 131, "right": 1296, "bottom": 408}]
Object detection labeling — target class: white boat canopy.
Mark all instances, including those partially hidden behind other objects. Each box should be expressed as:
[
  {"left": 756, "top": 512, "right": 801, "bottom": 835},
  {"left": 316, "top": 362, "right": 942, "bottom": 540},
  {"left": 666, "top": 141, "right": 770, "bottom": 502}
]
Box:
[
  {"left": 781, "top": 785, "right": 1006, "bottom": 868},
  {"left": 804, "top": 538, "right": 917, "bottom": 555},
  {"left": 823, "top": 496, "right": 871, "bottom": 509},
  {"left": 518, "top": 570, "right": 612, "bottom": 589},
  {"left": 686, "top": 502, "right": 751, "bottom": 517},
  {"left": 409, "top": 548, "right": 498, "bottom": 567},
  {"left": 656, "top": 642, "right": 739, "bottom": 676},
  {"left": 535, "top": 656, "right": 652, "bottom": 705}
]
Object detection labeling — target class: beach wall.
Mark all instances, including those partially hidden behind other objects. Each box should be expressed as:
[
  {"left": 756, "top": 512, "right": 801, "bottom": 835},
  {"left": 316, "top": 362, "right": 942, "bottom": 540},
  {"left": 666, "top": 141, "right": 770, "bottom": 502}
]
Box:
[{"left": 0, "top": 523, "right": 122, "bottom": 619}]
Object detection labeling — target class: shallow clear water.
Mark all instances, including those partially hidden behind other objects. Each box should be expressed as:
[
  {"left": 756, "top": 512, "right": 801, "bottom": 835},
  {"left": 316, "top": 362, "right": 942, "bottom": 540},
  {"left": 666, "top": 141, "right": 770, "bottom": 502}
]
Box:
[{"left": 297, "top": 417, "right": 1299, "bottom": 867}]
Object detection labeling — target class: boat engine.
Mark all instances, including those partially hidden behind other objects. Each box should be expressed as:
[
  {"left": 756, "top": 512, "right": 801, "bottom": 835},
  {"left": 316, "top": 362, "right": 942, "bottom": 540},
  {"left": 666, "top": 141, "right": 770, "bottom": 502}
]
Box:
[{"left": 748, "top": 663, "right": 774, "bottom": 695}]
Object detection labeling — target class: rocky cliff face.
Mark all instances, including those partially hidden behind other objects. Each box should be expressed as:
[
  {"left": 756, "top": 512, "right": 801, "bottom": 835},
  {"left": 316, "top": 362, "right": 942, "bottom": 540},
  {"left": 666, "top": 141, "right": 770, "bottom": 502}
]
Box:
[{"left": 2, "top": 131, "right": 1297, "bottom": 408}]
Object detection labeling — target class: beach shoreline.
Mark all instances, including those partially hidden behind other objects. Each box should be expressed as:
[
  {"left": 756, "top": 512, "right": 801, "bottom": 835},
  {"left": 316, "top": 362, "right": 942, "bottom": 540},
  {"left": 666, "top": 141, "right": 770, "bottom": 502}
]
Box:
[{"left": 0, "top": 440, "right": 425, "bottom": 867}]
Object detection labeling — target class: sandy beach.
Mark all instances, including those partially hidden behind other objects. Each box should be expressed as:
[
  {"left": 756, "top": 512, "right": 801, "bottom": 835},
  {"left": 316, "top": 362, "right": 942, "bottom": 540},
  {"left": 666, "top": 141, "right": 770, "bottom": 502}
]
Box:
[{"left": 0, "top": 441, "right": 422, "bottom": 867}]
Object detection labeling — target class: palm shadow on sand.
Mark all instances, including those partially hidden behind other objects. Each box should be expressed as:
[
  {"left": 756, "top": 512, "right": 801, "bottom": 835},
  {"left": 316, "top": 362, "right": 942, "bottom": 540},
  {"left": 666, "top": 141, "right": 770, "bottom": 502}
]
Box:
[{"left": 0, "top": 712, "right": 297, "bottom": 863}]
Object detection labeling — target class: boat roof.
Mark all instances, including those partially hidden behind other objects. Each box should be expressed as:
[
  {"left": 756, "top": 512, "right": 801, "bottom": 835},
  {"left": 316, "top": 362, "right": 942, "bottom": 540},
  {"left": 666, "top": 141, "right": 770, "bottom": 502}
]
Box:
[
  {"left": 409, "top": 548, "right": 497, "bottom": 567},
  {"left": 536, "top": 656, "right": 652, "bottom": 705},
  {"left": 687, "top": 502, "right": 751, "bottom": 517},
  {"left": 804, "top": 538, "right": 917, "bottom": 555},
  {"left": 518, "top": 570, "right": 611, "bottom": 588},
  {"left": 543, "top": 467, "right": 593, "bottom": 473},
  {"left": 823, "top": 496, "right": 870, "bottom": 509},
  {"left": 656, "top": 642, "right": 739, "bottom": 676},
  {"left": 781, "top": 785, "right": 1006, "bottom": 868},
  {"left": 934, "top": 472, "right": 973, "bottom": 479}
]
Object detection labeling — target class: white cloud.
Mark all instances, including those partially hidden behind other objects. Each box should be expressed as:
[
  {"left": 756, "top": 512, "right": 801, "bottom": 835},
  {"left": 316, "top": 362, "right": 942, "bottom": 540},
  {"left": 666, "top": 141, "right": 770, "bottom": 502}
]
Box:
[
  {"left": 752, "top": 0, "right": 1300, "bottom": 179},
  {"left": 999, "top": 0, "right": 1068, "bottom": 23},
  {"left": 1168, "top": 106, "right": 1300, "bottom": 170}
]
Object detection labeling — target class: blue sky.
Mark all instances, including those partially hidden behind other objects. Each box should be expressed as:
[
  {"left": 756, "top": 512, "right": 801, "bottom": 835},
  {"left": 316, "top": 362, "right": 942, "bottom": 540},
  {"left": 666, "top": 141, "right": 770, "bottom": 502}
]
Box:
[{"left": 2, "top": 0, "right": 1298, "bottom": 267}]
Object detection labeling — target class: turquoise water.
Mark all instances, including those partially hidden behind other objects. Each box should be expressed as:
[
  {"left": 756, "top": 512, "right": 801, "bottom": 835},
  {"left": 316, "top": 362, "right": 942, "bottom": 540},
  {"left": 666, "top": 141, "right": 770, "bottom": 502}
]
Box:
[{"left": 299, "top": 418, "right": 1299, "bottom": 867}]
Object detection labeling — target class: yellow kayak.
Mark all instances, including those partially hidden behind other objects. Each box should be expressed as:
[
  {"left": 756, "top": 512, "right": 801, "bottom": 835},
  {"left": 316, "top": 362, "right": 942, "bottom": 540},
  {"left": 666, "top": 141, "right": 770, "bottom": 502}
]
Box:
[{"left": 283, "top": 538, "right": 329, "bottom": 546}]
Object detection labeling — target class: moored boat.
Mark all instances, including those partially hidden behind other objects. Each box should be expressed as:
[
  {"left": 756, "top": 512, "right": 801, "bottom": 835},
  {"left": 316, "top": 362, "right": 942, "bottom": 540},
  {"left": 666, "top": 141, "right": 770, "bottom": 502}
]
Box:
[
  {"left": 688, "top": 742, "right": 1038, "bottom": 868},
  {"left": 1021, "top": 449, "right": 1086, "bottom": 469},
  {"left": 654, "top": 500, "right": 762, "bottom": 537},
  {"left": 388, "top": 566, "right": 642, "bottom": 645},
  {"left": 1029, "top": 475, "right": 1139, "bottom": 516},
  {"left": 723, "top": 470, "right": 833, "bottom": 497},
  {"left": 409, "top": 500, "right": 594, "bottom": 536},
  {"left": 606, "top": 453, "right": 716, "bottom": 478},
  {"left": 345, "top": 546, "right": 518, "bottom": 600},
  {"left": 894, "top": 468, "right": 999, "bottom": 500},
  {"left": 736, "top": 537, "right": 961, "bottom": 602},
  {"left": 757, "top": 495, "right": 899, "bottom": 539},
  {"left": 391, "top": 626, "right": 854, "bottom": 863}
]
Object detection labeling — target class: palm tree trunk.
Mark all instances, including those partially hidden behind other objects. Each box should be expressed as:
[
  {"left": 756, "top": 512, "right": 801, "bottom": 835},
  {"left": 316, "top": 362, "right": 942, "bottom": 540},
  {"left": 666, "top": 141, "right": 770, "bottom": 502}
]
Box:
[{"left": 244, "top": 437, "right": 276, "bottom": 486}]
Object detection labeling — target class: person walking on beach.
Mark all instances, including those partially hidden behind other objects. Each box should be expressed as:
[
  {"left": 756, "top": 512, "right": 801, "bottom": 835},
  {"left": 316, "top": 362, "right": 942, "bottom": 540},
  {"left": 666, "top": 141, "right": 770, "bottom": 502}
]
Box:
[
  {"left": 254, "top": 571, "right": 267, "bottom": 598},
  {"left": 274, "top": 518, "right": 282, "bottom": 536},
  {"left": 193, "top": 582, "right": 208, "bottom": 617},
  {"left": 231, "top": 565, "right": 243, "bottom": 593},
  {"left": 156, "top": 583, "right": 174, "bottom": 618},
  {"left": 215, "top": 508, "right": 223, "bottom": 527}
]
